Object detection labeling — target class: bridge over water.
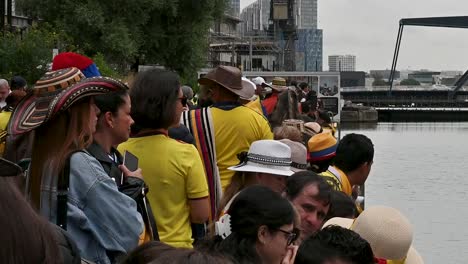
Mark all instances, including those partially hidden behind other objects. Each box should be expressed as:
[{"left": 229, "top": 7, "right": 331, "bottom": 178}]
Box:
[
  {"left": 340, "top": 86, "right": 468, "bottom": 121},
  {"left": 341, "top": 85, "right": 468, "bottom": 107}
]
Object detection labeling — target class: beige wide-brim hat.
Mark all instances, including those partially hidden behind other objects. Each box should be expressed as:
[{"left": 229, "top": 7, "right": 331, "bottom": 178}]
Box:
[{"left": 323, "top": 206, "right": 424, "bottom": 264}]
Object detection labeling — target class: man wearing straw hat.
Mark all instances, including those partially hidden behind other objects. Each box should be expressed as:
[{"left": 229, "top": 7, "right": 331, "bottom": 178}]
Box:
[{"left": 262, "top": 76, "right": 288, "bottom": 116}]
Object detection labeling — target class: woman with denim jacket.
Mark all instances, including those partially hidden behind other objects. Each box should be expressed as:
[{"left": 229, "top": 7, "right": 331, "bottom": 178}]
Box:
[{"left": 9, "top": 69, "right": 144, "bottom": 264}]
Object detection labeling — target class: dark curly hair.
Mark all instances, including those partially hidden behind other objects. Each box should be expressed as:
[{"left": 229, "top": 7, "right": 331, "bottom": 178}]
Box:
[{"left": 295, "top": 225, "right": 374, "bottom": 264}]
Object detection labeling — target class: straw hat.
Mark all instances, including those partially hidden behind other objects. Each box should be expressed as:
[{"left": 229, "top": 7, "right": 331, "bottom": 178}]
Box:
[
  {"left": 278, "top": 139, "right": 307, "bottom": 172},
  {"left": 270, "top": 77, "right": 288, "bottom": 92},
  {"left": 228, "top": 140, "right": 294, "bottom": 176},
  {"left": 9, "top": 69, "right": 128, "bottom": 135},
  {"left": 307, "top": 131, "right": 337, "bottom": 162},
  {"left": 323, "top": 206, "right": 424, "bottom": 264},
  {"left": 198, "top": 66, "right": 243, "bottom": 97}
]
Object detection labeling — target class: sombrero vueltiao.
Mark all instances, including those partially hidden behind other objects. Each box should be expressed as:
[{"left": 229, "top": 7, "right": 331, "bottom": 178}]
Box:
[{"left": 9, "top": 68, "right": 127, "bottom": 135}]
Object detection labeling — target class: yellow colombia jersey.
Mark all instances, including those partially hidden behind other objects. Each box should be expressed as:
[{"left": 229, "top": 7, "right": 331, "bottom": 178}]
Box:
[
  {"left": 0, "top": 111, "right": 12, "bottom": 156},
  {"left": 320, "top": 166, "right": 352, "bottom": 196},
  {"left": 118, "top": 135, "right": 208, "bottom": 248},
  {"left": 0, "top": 111, "right": 11, "bottom": 130},
  {"left": 245, "top": 97, "right": 265, "bottom": 116},
  {"left": 211, "top": 106, "right": 273, "bottom": 190}
]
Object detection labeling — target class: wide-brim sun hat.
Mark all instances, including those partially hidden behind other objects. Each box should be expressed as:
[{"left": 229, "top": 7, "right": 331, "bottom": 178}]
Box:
[
  {"left": 228, "top": 140, "right": 294, "bottom": 176},
  {"left": 9, "top": 69, "right": 128, "bottom": 135},
  {"left": 8, "top": 67, "right": 85, "bottom": 135},
  {"left": 198, "top": 66, "right": 244, "bottom": 97},
  {"left": 352, "top": 206, "right": 413, "bottom": 261},
  {"left": 324, "top": 206, "right": 423, "bottom": 264}
]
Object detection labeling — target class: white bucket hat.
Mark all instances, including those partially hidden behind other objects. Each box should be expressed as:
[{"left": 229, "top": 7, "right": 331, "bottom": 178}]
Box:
[
  {"left": 322, "top": 206, "right": 424, "bottom": 264},
  {"left": 228, "top": 140, "right": 294, "bottom": 176}
]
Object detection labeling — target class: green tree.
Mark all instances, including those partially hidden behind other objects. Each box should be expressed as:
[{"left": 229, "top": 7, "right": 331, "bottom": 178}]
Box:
[
  {"left": 400, "top": 78, "right": 420, "bottom": 85},
  {"left": 0, "top": 25, "right": 63, "bottom": 83},
  {"left": 17, "top": 0, "right": 227, "bottom": 80}
]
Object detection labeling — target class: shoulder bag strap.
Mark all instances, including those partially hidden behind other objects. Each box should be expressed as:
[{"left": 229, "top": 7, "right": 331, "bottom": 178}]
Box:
[{"left": 57, "top": 151, "right": 82, "bottom": 230}]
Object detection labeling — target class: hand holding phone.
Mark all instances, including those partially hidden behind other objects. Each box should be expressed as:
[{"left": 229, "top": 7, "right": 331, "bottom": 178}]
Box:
[{"left": 120, "top": 151, "right": 142, "bottom": 184}]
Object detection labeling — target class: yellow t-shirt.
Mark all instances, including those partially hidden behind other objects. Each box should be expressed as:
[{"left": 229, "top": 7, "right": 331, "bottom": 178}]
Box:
[
  {"left": 0, "top": 111, "right": 11, "bottom": 130},
  {"left": 245, "top": 97, "right": 265, "bottom": 116},
  {"left": 0, "top": 111, "right": 11, "bottom": 156},
  {"left": 118, "top": 135, "right": 208, "bottom": 248},
  {"left": 320, "top": 166, "right": 352, "bottom": 196},
  {"left": 211, "top": 106, "right": 273, "bottom": 190}
]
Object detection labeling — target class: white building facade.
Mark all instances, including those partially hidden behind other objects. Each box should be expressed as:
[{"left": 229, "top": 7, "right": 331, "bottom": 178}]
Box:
[{"left": 328, "top": 55, "right": 356, "bottom": 72}]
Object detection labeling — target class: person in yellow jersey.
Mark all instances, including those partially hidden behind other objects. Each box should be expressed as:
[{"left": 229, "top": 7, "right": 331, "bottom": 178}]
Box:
[
  {"left": 320, "top": 133, "right": 374, "bottom": 196},
  {"left": 181, "top": 66, "right": 273, "bottom": 221},
  {"left": 0, "top": 90, "right": 27, "bottom": 156},
  {"left": 119, "top": 69, "right": 210, "bottom": 248}
]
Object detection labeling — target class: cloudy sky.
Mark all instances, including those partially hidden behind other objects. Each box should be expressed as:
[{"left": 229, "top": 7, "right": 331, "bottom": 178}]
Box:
[{"left": 240, "top": 0, "right": 468, "bottom": 72}]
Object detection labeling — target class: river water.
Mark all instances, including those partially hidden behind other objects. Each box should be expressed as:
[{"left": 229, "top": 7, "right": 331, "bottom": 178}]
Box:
[{"left": 342, "top": 122, "right": 468, "bottom": 264}]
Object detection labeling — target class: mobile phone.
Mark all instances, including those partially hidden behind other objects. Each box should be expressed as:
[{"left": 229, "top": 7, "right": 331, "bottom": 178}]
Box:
[{"left": 121, "top": 150, "right": 139, "bottom": 184}]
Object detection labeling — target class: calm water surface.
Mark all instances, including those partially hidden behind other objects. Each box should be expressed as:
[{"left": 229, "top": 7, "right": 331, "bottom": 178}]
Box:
[{"left": 342, "top": 122, "right": 468, "bottom": 264}]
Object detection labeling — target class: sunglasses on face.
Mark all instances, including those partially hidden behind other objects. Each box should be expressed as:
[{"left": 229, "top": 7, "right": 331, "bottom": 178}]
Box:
[
  {"left": 178, "top": 96, "right": 188, "bottom": 107},
  {"left": 277, "top": 227, "right": 300, "bottom": 246}
]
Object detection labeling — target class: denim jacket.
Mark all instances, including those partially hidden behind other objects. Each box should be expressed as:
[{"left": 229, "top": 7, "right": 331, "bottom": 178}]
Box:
[{"left": 40, "top": 151, "right": 143, "bottom": 264}]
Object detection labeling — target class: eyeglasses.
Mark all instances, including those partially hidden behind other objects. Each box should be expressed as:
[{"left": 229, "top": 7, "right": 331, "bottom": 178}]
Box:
[
  {"left": 277, "top": 228, "right": 299, "bottom": 246},
  {"left": 178, "top": 96, "right": 187, "bottom": 107}
]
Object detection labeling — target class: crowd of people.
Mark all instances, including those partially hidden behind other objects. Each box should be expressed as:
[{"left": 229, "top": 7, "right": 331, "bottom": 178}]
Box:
[{"left": 0, "top": 52, "right": 424, "bottom": 264}]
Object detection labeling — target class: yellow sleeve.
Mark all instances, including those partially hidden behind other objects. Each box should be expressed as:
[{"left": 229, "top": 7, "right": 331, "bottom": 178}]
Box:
[
  {"left": 259, "top": 116, "right": 273, "bottom": 140},
  {"left": 186, "top": 146, "right": 209, "bottom": 199}
]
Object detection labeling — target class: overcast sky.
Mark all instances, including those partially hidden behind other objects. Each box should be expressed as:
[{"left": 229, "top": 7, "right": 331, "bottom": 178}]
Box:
[{"left": 240, "top": 0, "right": 468, "bottom": 72}]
